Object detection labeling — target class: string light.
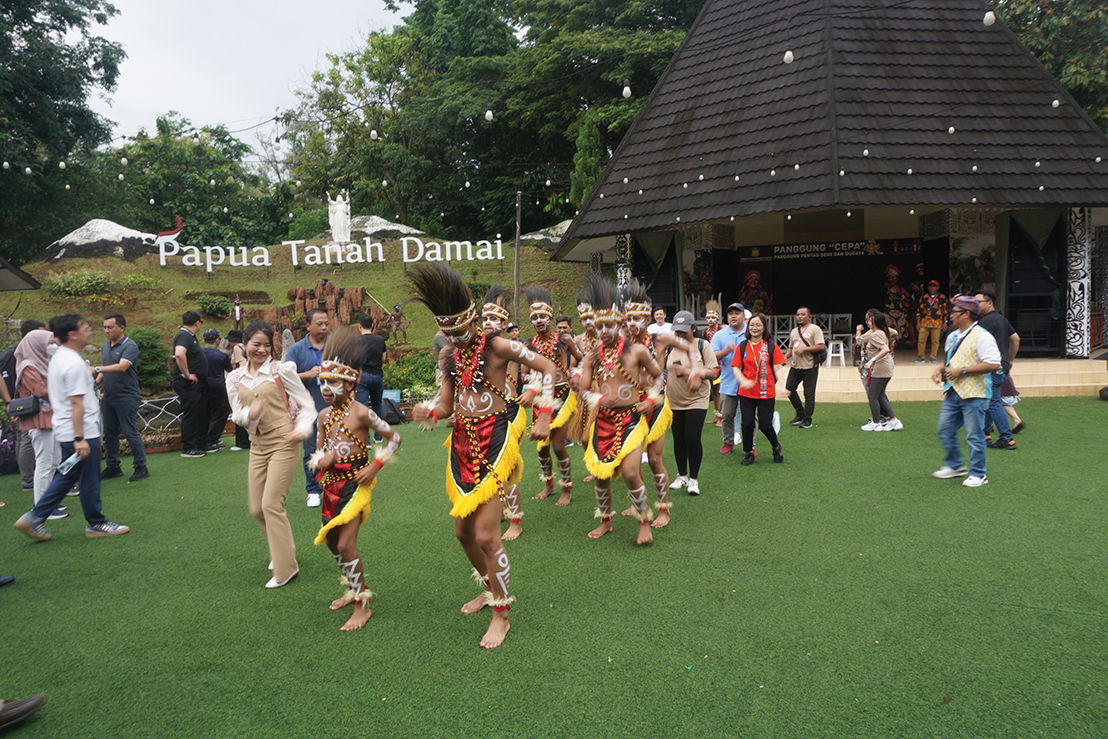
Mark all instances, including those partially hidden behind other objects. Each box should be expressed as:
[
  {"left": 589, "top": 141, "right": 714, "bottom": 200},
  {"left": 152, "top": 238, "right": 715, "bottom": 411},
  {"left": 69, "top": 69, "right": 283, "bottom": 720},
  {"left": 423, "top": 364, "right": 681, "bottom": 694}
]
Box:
[
  {"left": 149, "top": 198, "right": 155, "bottom": 205},
  {"left": 786, "top": 214, "right": 792, "bottom": 220},
  {"left": 863, "top": 148, "right": 869, "bottom": 157},
  {"left": 622, "top": 82, "right": 632, "bottom": 98},
  {"left": 770, "top": 169, "right": 776, "bottom": 176},
  {"left": 25, "top": 167, "right": 32, "bottom": 175},
  {"left": 58, "top": 161, "right": 66, "bottom": 170},
  {"left": 638, "top": 189, "right": 643, "bottom": 195},
  {"left": 698, "top": 174, "right": 704, "bottom": 181},
  {"left": 2, "top": 161, "right": 8, "bottom": 169},
  {"left": 971, "top": 197, "right": 977, "bottom": 203},
  {"left": 793, "top": 163, "right": 800, "bottom": 171},
  {"left": 65, "top": 184, "right": 70, "bottom": 190},
  {"left": 1038, "top": 185, "right": 1045, "bottom": 191},
  {"left": 622, "top": 177, "right": 629, "bottom": 183},
  {"left": 464, "top": 180, "right": 470, "bottom": 188},
  {"left": 734, "top": 175, "right": 740, "bottom": 181},
  {"left": 1051, "top": 99, "right": 1060, "bottom": 108},
  {"left": 907, "top": 168, "right": 913, "bottom": 175},
  {"left": 370, "top": 130, "right": 379, "bottom": 140},
  {"left": 1097, "top": 157, "right": 1103, "bottom": 163},
  {"left": 971, "top": 165, "right": 978, "bottom": 172},
  {"left": 120, "top": 157, "right": 128, "bottom": 166},
  {"left": 381, "top": 179, "right": 388, "bottom": 187},
  {"left": 484, "top": 109, "right": 494, "bottom": 122},
  {"left": 682, "top": 183, "right": 688, "bottom": 188},
  {"left": 545, "top": 179, "right": 551, "bottom": 186},
  {"left": 983, "top": 11, "right": 996, "bottom": 26},
  {"left": 948, "top": 126, "right": 956, "bottom": 134},
  {"left": 909, "top": 209, "right": 915, "bottom": 215},
  {"left": 117, "top": 173, "right": 124, "bottom": 180},
  {"left": 1034, "top": 161, "right": 1040, "bottom": 167},
  {"left": 846, "top": 210, "right": 852, "bottom": 217},
  {"left": 223, "top": 206, "right": 229, "bottom": 213},
  {"left": 783, "top": 50, "right": 794, "bottom": 64},
  {"left": 209, "top": 179, "right": 216, "bottom": 186},
  {"left": 839, "top": 169, "right": 845, "bottom": 176}
]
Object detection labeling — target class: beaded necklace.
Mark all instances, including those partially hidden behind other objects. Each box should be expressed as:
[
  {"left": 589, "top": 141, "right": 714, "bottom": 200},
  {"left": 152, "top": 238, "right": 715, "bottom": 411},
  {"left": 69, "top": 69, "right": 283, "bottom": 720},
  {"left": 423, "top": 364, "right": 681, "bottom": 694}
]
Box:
[
  {"left": 453, "top": 332, "right": 487, "bottom": 390},
  {"left": 530, "top": 331, "right": 567, "bottom": 375}
]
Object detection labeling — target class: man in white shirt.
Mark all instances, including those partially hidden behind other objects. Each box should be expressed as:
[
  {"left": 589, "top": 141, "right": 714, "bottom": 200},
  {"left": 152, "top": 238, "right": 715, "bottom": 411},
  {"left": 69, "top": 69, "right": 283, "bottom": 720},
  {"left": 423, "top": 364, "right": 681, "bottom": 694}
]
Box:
[
  {"left": 646, "top": 307, "right": 673, "bottom": 336},
  {"left": 14, "top": 314, "right": 130, "bottom": 541}
]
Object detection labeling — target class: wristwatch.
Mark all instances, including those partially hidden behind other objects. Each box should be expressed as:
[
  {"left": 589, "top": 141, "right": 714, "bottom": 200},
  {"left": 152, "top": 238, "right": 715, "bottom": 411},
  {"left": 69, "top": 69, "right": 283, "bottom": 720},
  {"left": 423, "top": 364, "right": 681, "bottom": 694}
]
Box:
[{"left": 73, "top": 435, "right": 84, "bottom": 442}]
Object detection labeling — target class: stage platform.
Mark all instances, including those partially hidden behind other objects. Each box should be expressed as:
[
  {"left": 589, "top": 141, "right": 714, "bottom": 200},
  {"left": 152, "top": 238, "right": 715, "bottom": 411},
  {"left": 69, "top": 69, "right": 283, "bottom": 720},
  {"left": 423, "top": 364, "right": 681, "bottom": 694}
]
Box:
[{"left": 813, "top": 356, "right": 1108, "bottom": 403}]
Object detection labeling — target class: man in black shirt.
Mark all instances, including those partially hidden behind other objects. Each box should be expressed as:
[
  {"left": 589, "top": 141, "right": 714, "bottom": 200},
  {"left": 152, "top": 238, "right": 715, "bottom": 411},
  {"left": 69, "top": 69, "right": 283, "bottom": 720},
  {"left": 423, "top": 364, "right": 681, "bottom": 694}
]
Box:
[
  {"left": 172, "top": 310, "right": 209, "bottom": 458},
  {"left": 975, "top": 289, "right": 1020, "bottom": 450},
  {"left": 201, "top": 328, "right": 232, "bottom": 452},
  {"left": 354, "top": 314, "right": 386, "bottom": 425},
  {"left": 96, "top": 313, "right": 149, "bottom": 481}
]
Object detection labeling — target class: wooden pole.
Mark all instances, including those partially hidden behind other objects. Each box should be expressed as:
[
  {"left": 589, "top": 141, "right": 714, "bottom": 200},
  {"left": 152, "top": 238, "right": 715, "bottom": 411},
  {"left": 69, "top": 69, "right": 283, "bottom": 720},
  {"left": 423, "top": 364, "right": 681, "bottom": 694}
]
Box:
[{"left": 513, "top": 190, "right": 522, "bottom": 320}]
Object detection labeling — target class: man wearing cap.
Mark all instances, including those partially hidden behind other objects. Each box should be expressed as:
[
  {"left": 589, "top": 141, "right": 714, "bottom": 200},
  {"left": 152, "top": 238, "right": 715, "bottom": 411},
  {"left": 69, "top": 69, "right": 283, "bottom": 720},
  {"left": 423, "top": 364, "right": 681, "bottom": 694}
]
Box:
[
  {"left": 916, "top": 279, "right": 948, "bottom": 362},
  {"left": 931, "top": 295, "right": 1001, "bottom": 488},
  {"left": 201, "top": 328, "right": 232, "bottom": 452},
  {"left": 710, "top": 303, "right": 747, "bottom": 454},
  {"left": 96, "top": 313, "right": 150, "bottom": 481}
]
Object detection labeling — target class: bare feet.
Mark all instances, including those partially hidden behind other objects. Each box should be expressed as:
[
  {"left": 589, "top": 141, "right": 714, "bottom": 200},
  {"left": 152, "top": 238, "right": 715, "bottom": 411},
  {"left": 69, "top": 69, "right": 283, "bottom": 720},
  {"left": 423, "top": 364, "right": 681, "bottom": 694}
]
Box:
[
  {"left": 340, "top": 603, "right": 372, "bottom": 631},
  {"left": 501, "top": 521, "right": 523, "bottom": 541},
  {"left": 461, "top": 591, "right": 488, "bottom": 614},
  {"left": 651, "top": 510, "right": 670, "bottom": 529},
  {"left": 555, "top": 490, "right": 572, "bottom": 506},
  {"left": 636, "top": 521, "right": 654, "bottom": 546},
  {"left": 620, "top": 505, "right": 635, "bottom": 517},
  {"left": 587, "top": 520, "right": 613, "bottom": 539},
  {"left": 533, "top": 485, "right": 552, "bottom": 500},
  {"left": 480, "top": 613, "right": 511, "bottom": 649},
  {"left": 329, "top": 591, "right": 355, "bottom": 611}
]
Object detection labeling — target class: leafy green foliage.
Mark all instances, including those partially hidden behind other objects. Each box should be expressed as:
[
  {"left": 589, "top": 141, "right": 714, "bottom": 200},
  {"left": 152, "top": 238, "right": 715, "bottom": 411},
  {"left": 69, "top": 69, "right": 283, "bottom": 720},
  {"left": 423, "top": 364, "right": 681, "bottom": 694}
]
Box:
[
  {"left": 119, "top": 273, "right": 162, "bottom": 290},
  {"left": 196, "top": 294, "right": 232, "bottom": 319},
  {"left": 383, "top": 349, "right": 437, "bottom": 391},
  {"left": 43, "top": 269, "right": 113, "bottom": 297},
  {"left": 128, "top": 326, "right": 170, "bottom": 391},
  {"left": 286, "top": 208, "right": 329, "bottom": 240}
]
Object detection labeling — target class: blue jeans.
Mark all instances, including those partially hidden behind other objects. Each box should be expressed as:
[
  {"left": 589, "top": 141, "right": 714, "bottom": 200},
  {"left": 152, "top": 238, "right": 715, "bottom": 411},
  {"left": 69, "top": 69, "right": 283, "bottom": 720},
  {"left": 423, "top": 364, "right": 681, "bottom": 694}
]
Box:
[
  {"left": 102, "top": 395, "right": 147, "bottom": 470},
  {"left": 937, "top": 392, "right": 989, "bottom": 478},
  {"left": 302, "top": 433, "right": 322, "bottom": 498},
  {"left": 987, "top": 373, "right": 1012, "bottom": 442},
  {"left": 356, "top": 371, "right": 384, "bottom": 418},
  {"left": 30, "top": 438, "right": 107, "bottom": 525}
]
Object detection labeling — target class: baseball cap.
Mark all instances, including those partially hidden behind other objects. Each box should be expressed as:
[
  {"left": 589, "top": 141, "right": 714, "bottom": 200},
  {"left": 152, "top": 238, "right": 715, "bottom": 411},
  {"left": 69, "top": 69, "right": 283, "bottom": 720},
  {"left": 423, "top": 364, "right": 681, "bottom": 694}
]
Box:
[
  {"left": 203, "top": 328, "right": 221, "bottom": 341},
  {"left": 928, "top": 279, "right": 940, "bottom": 287},
  {"left": 725, "top": 302, "right": 745, "bottom": 314},
  {"left": 672, "top": 311, "right": 695, "bottom": 333},
  {"left": 506, "top": 322, "right": 519, "bottom": 331}
]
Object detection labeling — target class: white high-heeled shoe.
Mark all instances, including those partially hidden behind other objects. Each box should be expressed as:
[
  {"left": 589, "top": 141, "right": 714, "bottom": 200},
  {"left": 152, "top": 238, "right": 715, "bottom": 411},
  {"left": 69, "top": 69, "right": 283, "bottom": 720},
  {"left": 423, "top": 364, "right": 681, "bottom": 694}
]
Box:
[{"left": 265, "top": 570, "right": 299, "bottom": 589}]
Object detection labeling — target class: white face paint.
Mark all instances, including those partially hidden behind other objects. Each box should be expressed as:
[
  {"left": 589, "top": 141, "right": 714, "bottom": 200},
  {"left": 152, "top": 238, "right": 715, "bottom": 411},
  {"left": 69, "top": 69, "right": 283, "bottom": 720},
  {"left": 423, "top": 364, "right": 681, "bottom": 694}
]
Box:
[
  {"left": 321, "top": 380, "right": 348, "bottom": 400},
  {"left": 626, "top": 318, "right": 646, "bottom": 335},
  {"left": 531, "top": 316, "right": 550, "bottom": 333},
  {"left": 597, "top": 321, "right": 621, "bottom": 343},
  {"left": 483, "top": 317, "right": 504, "bottom": 335}
]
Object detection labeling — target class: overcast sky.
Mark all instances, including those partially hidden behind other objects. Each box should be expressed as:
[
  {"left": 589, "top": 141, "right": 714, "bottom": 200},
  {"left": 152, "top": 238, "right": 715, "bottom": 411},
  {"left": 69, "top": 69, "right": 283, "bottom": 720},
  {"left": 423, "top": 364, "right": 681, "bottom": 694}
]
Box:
[{"left": 90, "top": 0, "right": 401, "bottom": 145}]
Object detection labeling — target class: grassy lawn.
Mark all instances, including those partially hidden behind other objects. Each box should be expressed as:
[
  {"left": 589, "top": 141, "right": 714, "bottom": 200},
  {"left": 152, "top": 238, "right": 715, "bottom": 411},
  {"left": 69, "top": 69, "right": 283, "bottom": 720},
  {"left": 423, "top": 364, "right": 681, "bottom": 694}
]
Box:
[{"left": 1, "top": 397, "right": 1104, "bottom": 736}]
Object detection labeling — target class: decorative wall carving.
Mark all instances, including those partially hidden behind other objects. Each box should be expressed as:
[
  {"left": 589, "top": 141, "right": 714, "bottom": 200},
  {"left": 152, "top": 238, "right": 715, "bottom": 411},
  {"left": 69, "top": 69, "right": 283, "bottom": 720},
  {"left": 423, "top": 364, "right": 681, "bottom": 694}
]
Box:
[
  {"left": 615, "top": 233, "right": 631, "bottom": 291},
  {"left": 1065, "top": 208, "right": 1091, "bottom": 358}
]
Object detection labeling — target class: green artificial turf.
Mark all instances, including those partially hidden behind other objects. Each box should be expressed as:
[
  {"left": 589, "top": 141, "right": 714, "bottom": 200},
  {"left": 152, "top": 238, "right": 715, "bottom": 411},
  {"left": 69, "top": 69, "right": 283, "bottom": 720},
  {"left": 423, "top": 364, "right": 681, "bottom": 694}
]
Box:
[{"left": 1, "top": 397, "right": 1105, "bottom": 736}]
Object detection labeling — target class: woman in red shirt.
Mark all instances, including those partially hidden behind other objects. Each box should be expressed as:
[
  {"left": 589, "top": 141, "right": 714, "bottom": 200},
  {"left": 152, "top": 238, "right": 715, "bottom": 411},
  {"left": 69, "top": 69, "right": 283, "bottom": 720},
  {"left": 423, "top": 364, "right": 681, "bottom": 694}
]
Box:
[{"left": 731, "top": 313, "right": 789, "bottom": 465}]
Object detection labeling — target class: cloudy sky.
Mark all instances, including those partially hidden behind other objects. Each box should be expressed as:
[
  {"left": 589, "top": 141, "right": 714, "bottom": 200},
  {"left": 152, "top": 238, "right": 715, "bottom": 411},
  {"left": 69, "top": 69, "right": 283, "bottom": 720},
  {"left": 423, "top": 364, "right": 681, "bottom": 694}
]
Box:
[{"left": 90, "top": 0, "right": 401, "bottom": 144}]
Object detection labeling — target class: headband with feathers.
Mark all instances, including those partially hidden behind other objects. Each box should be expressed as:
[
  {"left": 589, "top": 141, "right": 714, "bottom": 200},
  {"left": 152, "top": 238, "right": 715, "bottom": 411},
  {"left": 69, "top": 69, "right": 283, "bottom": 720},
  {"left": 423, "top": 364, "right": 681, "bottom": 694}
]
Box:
[
  {"left": 408, "top": 264, "right": 476, "bottom": 334},
  {"left": 525, "top": 285, "right": 554, "bottom": 319}
]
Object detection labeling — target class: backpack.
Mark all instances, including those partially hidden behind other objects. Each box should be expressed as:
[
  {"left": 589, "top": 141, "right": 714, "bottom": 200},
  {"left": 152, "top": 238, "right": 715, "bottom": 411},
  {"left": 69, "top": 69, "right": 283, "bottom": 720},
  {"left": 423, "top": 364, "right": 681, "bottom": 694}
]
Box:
[
  {"left": 0, "top": 347, "right": 16, "bottom": 398},
  {"left": 799, "top": 327, "right": 827, "bottom": 366},
  {"left": 380, "top": 397, "right": 405, "bottom": 425}
]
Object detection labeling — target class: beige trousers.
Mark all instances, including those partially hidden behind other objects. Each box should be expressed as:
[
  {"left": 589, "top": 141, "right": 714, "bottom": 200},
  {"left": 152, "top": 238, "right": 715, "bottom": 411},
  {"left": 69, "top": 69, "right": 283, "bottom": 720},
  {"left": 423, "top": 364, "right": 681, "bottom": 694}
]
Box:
[
  {"left": 247, "top": 433, "right": 300, "bottom": 582},
  {"left": 918, "top": 326, "right": 942, "bottom": 358}
]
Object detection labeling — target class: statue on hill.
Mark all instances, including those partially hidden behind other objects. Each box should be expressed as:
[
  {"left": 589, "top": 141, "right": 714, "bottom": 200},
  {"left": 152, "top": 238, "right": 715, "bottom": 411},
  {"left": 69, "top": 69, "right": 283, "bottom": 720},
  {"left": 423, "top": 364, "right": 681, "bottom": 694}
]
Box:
[
  {"left": 232, "top": 294, "right": 244, "bottom": 331},
  {"left": 388, "top": 304, "right": 409, "bottom": 344},
  {"left": 327, "top": 192, "right": 351, "bottom": 244}
]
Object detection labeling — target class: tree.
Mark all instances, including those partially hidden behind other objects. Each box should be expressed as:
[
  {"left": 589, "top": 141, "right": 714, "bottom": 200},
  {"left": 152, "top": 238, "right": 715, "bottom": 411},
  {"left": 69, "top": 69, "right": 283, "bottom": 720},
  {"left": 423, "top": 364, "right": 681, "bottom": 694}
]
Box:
[
  {"left": 0, "top": 0, "right": 125, "bottom": 263},
  {"left": 997, "top": 0, "right": 1108, "bottom": 131}
]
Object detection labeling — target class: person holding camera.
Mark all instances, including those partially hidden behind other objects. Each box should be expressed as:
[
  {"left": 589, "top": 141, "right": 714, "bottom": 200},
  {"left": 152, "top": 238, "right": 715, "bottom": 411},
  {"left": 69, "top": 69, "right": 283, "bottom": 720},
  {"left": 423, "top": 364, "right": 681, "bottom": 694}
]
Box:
[{"left": 931, "top": 295, "right": 1001, "bottom": 488}]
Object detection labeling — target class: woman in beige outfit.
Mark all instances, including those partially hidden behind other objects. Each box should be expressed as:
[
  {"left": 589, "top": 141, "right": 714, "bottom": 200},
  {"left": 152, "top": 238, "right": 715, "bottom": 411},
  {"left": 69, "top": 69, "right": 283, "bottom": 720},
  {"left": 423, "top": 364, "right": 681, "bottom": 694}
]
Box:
[{"left": 226, "top": 321, "right": 316, "bottom": 588}]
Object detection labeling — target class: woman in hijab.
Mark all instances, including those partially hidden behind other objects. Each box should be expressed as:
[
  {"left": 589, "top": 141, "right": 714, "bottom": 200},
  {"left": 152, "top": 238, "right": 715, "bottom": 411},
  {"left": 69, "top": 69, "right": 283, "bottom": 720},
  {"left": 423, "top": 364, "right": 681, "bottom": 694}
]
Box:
[{"left": 14, "top": 329, "right": 67, "bottom": 518}]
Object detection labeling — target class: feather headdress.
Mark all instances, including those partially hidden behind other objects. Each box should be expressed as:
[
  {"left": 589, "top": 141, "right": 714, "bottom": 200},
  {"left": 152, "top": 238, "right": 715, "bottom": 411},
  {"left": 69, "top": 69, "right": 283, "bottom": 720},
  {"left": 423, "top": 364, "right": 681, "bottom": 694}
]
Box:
[
  {"left": 621, "top": 278, "right": 652, "bottom": 318},
  {"left": 319, "top": 326, "right": 364, "bottom": 383},
  {"left": 482, "top": 285, "right": 512, "bottom": 322},
  {"left": 705, "top": 299, "right": 721, "bottom": 321},
  {"left": 580, "top": 273, "right": 621, "bottom": 322},
  {"left": 525, "top": 285, "right": 554, "bottom": 319},
  {"left": 575, "top": 285, "right": 595, "bottom": 320},
  {"left": 408, "top": 264, "right": 476, "bottom": 335}
]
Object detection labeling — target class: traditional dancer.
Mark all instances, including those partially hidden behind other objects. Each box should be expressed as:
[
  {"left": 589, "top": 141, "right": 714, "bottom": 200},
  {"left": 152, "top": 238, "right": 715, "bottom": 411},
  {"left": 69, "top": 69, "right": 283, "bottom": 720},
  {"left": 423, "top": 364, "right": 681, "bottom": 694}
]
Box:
[
  {"left": 704, "top": 301, "right": 723, "bottom": 425},
  {"left": 619, "top": 281, "right": 702, "bottom": 528},
  {"left": 572, "top": 295, "right": 602, "bottom": 483},
  {"left": 481, "top": 286, "right": 525, "bottom": 541},
  {"left": 524, "top": 286, "right": 582, "bottom": 506},
  {"left": 578, "top": 275, "right": 661, "bottom": 545},
  {"left": 409, "top": 265, "right": 558, "bottom": 649},
  {"left": 308, "top": 327, "right": 401, "bottom": 631}
]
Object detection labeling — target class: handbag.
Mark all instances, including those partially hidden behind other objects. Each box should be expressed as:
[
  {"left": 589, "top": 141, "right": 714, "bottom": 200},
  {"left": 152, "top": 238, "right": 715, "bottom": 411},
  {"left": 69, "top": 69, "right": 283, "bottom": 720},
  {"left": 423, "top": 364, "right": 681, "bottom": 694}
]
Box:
[
  {"left": 7, "top": 395, "right": 39, "bottom": 418},
  {"left": 799, "top": 327, "right": 827, "bottom": 365}
]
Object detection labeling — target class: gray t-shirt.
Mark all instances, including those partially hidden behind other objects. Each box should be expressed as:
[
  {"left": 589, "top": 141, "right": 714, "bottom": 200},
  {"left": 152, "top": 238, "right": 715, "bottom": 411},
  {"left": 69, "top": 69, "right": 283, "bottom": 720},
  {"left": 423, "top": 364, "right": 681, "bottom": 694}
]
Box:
[
  {"left": 49, "top": 345, "right": 101, "bottom": 442},
  {"left": 101, "top": 336, "right": 141, "bottom": 400}
]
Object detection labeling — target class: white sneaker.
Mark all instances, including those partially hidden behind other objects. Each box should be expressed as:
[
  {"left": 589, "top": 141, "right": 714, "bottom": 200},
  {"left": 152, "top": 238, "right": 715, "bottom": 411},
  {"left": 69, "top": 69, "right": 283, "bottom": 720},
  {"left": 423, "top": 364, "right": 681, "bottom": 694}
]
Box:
[
  {"left": 306, "top": 493, "right": 321, "bottom": 508},
  {"left": 229, "top": 446, "right": 244, "bottom": 452},
  {"left": 962, "top": 475, "right": 989, "bottom": 488},
  {"left": 885, "top": 418, "right": 904, "bottom": 431},
  {"left": 669, "top": 475, "right": 688, "bottom": 490},
  {"left": 861, "top": 421, "right": 879, "bottom": 431},
  {"left": 932, "top": 465, "right": 969, "bottom": 479},
  {"left": 687, "top": 478, "right": 700, "bottom": 496},
  {"left": 872, "top": 422, "right": 892, "bottom": 431}
]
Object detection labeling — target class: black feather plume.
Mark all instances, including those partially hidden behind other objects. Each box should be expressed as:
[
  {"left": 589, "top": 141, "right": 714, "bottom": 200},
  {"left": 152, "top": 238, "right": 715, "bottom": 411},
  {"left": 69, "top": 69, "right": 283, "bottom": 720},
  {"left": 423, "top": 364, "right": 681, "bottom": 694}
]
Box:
[{"left": 407, "top": 264, "right": 473, "bottom": 317}]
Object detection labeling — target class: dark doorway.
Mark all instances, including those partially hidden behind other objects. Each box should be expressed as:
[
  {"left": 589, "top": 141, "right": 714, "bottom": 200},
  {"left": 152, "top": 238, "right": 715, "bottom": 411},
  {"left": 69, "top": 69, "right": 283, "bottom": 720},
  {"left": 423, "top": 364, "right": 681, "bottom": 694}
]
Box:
[{"left": 1006, "top": 211, "right": 1066, "bottom": 356}]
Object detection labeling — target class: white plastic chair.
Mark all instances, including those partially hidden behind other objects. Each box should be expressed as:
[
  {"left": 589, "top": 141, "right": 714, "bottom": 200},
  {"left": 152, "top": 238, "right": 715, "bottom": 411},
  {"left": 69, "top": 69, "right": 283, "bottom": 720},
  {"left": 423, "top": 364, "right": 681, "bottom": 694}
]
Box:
[{"left": 825, "top": 339, "right": 847, "bottom": 367}]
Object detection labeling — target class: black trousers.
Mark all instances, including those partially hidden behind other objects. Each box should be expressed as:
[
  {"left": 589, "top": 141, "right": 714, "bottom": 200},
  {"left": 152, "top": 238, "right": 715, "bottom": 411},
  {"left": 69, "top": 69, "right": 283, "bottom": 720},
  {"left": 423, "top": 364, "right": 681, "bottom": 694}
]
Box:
[
  {"left": 671, "top": 407, "right": 708, "bottom": 478},
  {"left": 205, "top": 380, "right": 231, "bottom": 446},
  {"left": 738, "top": 396, "right": 780, "bottom": 453},
  {"left": 172, "top": 376, "right": 207, "bottom": 452},
  {"left": 786, "top": 366, "right": 819, "bottom": 422},
  {"left": 866, "top": 376, "right": 895, "bottom": 421}
]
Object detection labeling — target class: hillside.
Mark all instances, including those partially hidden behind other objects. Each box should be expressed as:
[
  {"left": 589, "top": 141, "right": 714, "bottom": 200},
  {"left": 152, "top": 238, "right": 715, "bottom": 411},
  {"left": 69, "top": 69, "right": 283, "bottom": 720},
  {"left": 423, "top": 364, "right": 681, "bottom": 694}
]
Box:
[{"left": 9, "top": 231, "right": 590, "bottom": 348}]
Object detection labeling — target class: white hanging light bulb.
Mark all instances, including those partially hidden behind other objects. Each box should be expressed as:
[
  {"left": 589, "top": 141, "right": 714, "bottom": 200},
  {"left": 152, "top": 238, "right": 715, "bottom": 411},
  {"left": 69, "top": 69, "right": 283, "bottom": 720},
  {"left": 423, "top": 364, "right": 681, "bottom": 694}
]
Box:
[
  {"left": 971, "top": 197, "right": 977, "bottom": 203},
  {"left": 1038, "top": 185, "right": 1045, "bottom": 191},
  {"left": 370, "top": 129, "right": 379, "bottom": 140},
  {"left": 624, "top": 214, "right": 628, "bottom": 219},
  {"left": 846, "top": 210, "right": 852, "bottom": 217},
  {"left": 117, "top": 173, "right": 124, "bottom": 180},
  {"left": 1051, "top": 99, "right": 1060, "bottom": 108},
  {"left": 1096, "top": 156, "right": 1103, "bottom": 163},
  {"left": 223, "top": 206, "right": 229, "bottom": 213},
  {"left": 2, "top": 161, "right": 9, "bottom": 169},
  {"left": 907, "top": 168, "right": 913, "bottom": 175},
  {"left": 983, "top": 11, "right": 996, "bottom": 26},
  {"left": 120, "top": 157, "right": 128, "bottom": 166},
  {"left": 65, "top": 183, "right": 70, "bottom": 190},
  {"left": 288, "top": 212, "right": 294, "bottom": 218},
  {"left": 783, "top": 50, "right": 794, "bottom": 64},
  {"left": 464, "top": 180, "right": 471, "bottom": 188},
  {"left": 545, "top": 179, "right": 551, "bottom": 186},
  {"left": 210, "top": 179, "right": 216, "bottom": 186},
  {"left": 149, "top": 198, "right": 155, "bottom": 205},
  {"left": 682, "top": 183, "right": 688, "bottom": 188},
  {"left": 676, "top": 216, "right": 681, "bottom": 222},
  {"left": 1034, "top": 161, "right": 1041, "bottom": 167},
  {"left": 909, "top": 209, "right": 915, "bottom": 215},
  {"left": 25, "top": 167, "right": 32, "bottom": 175},
  {"left": 698, "top": 174, "right": 704, "bottom": 181},
  {"left": 58, "top": 161, "right": 66, "bottom": 170},
  {"left": 863, "top": 148, "right": 869, "bottom": 157},
  {"left": 734, "top": 175, "right": 740, "bottom": 181},
  {"left": 484, "top": 109, "right": 494, "bottom": 122},
  {"left": 638, "top": 189, "right": 643, "bottom": 195},
  {"left": 770, "top": 169, "right": 776, "bottom": 176},
  {"left": 839, "top": 169, "right": 845, "bottom": 176},
  {"left": 787, "top": 214, "right": 792, "bottom": 220},
  {"left": 972, "top": 165, "right": 978, "bottom": 172},
  {"left": 599, "top": 193, "right": 605, "bottom": 198},
  {"left": 794, "top": 163, "right": 800, "bottom": 171},
  {"left": 622, "top": 83, "right": 632, "bottom": 99},
  {"left": 381, "top": 179, "right": 388, "bottom": 187},
  {"left": 623, "top": 177, "right": 629, "bottom": 183},
  {"left": 948, "top": 126, "right": 956, "bottom": 134}
]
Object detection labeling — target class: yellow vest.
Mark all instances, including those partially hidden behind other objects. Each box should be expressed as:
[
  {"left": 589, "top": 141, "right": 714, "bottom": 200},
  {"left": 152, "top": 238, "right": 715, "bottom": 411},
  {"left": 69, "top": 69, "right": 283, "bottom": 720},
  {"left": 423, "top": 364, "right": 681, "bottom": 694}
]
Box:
[{"left": 945, "top": 325, "right": 990, "bottom": 399}]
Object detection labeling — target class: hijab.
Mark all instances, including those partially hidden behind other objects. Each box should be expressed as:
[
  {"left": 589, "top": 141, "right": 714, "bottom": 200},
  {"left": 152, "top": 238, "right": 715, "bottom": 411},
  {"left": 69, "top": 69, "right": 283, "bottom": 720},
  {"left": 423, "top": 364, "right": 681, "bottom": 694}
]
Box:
[{"left": 15, "top": 329, "right": 54, "bottom": 381}]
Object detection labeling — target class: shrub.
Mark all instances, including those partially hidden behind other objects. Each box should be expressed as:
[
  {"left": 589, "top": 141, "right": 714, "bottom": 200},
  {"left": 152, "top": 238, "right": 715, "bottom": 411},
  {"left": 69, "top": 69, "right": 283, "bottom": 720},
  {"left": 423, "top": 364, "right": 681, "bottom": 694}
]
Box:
[
  {"left": 384, "top": 350, "right": 437, "bottom": 393},
  {"left": 119, "top": 273, "right": 162, "bottom": 290},
  {"left": 286, "top": 209, "right": 329, "bottom": 241},
  {"left": 196, "top": 294, "right": 231, "bottom": 318},
  {"left": 129, "top": 326, "right": 170, "bottom": 392},
  {"left": 43, "top": 270, "right": 113, "bottom": 297},
  {"left": 403, "top": 383, "right": 439, "bottom": 403}
]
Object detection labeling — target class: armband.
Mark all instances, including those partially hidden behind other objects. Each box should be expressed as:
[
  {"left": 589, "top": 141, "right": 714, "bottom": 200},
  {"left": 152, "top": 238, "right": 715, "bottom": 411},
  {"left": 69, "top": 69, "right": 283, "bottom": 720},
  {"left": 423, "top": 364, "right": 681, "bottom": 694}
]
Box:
[
  {"left": 535, "top": 406, "right": 554, "bottom": 416},
  {"left": 307, "top": 450, "right": 326, "bottom": 471}
]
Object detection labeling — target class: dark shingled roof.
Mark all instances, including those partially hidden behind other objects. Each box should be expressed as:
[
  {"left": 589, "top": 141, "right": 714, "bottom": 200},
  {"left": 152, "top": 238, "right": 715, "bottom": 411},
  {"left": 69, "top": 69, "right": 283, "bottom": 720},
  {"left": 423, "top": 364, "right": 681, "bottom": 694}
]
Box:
[{"left": 558, "top": 0, "right": 1108, "bottom": 252}]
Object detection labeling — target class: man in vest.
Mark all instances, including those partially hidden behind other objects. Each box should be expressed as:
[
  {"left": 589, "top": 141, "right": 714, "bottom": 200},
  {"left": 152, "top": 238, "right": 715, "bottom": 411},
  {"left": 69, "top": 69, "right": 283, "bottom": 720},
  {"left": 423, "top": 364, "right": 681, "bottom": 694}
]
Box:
[{"left": 930, "top": 295, "right": 1001, "bottom": 488}]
